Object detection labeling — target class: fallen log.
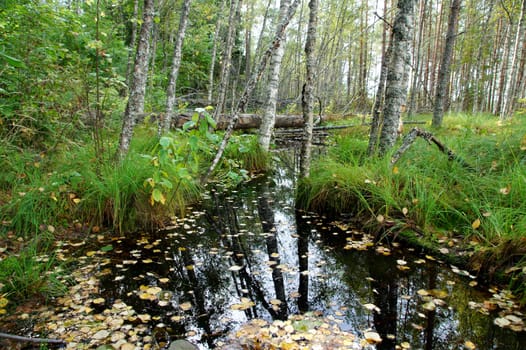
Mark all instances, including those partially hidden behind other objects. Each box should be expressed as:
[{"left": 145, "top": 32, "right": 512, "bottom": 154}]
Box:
[
  {"left": 137, "top": 113, "right": 306, "bottom": 130},
  {"left": 137, "top": 112, "right": 426, "bottom": 131},
  {"left": 178, "top": 113, "right": 306, "bottom": 129}
]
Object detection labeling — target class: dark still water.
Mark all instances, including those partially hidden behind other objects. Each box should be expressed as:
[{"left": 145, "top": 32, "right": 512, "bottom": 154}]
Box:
[{"left": 98, "top": 152, "right": 525, "bottom": 349}]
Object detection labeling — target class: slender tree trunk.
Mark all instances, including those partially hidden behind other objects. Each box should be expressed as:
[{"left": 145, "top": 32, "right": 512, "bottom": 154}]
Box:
[
  {"left": 299, "top": 0, "right": 318, "bottom": 179},
  {"left": 116, "top": 0, "right": 154, "bottom": 160},
  {"left": 367, "top": 0, "right": 391, "bottom": 157},
  {"left": 162, "top": 0, "right": 192, "bottom": 133},
  {"left": 258, "top": 0, "right": 291, "bottom": 152},
  {"left": 432, "top": 0, "right": 462, "bottom": 128},
  {"left": 495, "top": 22, "right": 511, "bottom": 115},
  {"left": 204, "top": 0, "right": 300, "bottom": 183},
  {"left": 378, "top": 0, "right": 416, "bottom": 156},
  {"left": 126, "top": 0, "right": 140, "bottom": 88},
  {"left": 207, "top": 0, "right": 226, "bottom": 104},
  {"left": 244, "top": 1, "right": 253, "bottom": 83},
  {"left": 407, "top": 0, "right": 427, "bottom": 118},
  {"left": 214, "top": 0, "right": 241, "bottom": 118},
  {"left": 500, "top": 0, "right": 526, "bottom": 119}
]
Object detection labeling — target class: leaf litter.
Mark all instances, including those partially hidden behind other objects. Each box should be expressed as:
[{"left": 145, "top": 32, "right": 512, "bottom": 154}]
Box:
[{"left": 5, "top": 196, "right": 525, "bottom": 349}]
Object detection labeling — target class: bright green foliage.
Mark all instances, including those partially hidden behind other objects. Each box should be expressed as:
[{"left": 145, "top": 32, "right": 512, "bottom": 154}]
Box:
[{"left": 0, "top": 1, "right": 127, "bottom": 148}]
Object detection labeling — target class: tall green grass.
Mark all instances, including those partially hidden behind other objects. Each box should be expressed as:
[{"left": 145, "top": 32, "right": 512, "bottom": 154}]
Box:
[
  {"left": 299, "top": 113, "right": 526, "bottom": 243},
  {"left": 0, "top": 241, "right": 68, "bottom": 300}
]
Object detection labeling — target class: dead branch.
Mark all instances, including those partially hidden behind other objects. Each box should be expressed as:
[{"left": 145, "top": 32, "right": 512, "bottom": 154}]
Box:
[
  {"left": 391, "top": 127, "right": 473, "bottom": 169},
  {"left": 0, "top": 332, "right": 65, "bottom": 344}
]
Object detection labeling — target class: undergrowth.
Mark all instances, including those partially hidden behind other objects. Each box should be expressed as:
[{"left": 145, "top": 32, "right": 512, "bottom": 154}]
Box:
[{"left": 298, "top": 113, "right": 526, "bottom": 300}]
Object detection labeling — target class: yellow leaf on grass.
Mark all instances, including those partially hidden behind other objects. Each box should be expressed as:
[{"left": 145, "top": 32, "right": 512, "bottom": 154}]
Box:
[
  {"left": 472, "top": 219, "right": 481, "bottom": 230},
  {"left": 464, "top": 340, "right": 476, "bottom": 349}
]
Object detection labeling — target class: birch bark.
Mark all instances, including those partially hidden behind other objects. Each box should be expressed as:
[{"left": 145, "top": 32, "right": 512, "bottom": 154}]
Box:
[
  {"left": 378, "top": 0, "right": 416, "bottom": 156},
  {"left": 203, "top": 0, "right": 300, "bottom": 183},
  {"left": 162, "top": 0, "right": 192, "bottom": 133},
  {"left": 258, "top": 0, "right": 291, "bottom": 152},
  {"left": 299, "top": 0, "right": 318, "bottom": 179},
  {"left": 116, "top": 0, "right": 155, "bottom": 160}
]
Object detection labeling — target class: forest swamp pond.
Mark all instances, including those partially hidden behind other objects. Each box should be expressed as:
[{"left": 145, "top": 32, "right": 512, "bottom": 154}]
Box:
[
  {"left": 7, "top": 150, "right": 525, "bottom": 349},
  {"left": 88, "top": 150, "right": 525, "bottom": 349}
]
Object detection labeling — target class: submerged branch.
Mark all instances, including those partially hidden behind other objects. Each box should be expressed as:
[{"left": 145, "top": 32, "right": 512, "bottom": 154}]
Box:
[{"left": 0, "top": 332, "right": 65, "bottom": 344}]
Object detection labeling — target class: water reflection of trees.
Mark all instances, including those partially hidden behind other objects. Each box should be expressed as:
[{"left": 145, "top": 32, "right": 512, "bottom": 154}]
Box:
[{"left": 97, "top": 170, "right": 525, "bottom": 349}]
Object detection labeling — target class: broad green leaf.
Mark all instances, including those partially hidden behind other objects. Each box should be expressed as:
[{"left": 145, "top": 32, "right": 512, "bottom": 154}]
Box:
[
  {"left": 183, "top": 120, "right": 195, "bottom": 131},
  {"left": 152, "top": 188, "right": 166, "bottom": 204},
  {"left": 159, "top": 136, "right": 172, "bottom": 149},
  {"left": 0, "top": 52, "right": 26, "bottom": 68},
  {"left": 100, "top": 244, "right": 113, "bottom": 252},
  {"left": 205, "top": 113, "right": 217, "bottom": 129},
  {"left": 159, "top": 179, "right": 173, "bottom": 189}
]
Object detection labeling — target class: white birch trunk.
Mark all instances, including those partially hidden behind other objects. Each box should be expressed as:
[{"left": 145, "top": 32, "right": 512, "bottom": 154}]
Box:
[
  {"left": 163, "top": 0, "right": 192, "bottom": 133},
  {"left": 116, "top": 0, "right": 155, "bottom": 160},
  {"left": 207, "top": 0, "right": 226, "bottom": 104},
  {"left": 203, "top": 0, "right": 300, "bottom": 183},
  {"left": 299, "top": 0, "right": 318, "bottom": 179},
  {"left": 214, "top": 0, "right": 241, "bottom": 119},
  {"left": 500, "top": 0, "right": 526, "bottom": 120},
  {"left": 258, "top": 0, "right": 291, "bottom": 152},
  {"left": 378, "top": 0, "right": 416, "bottom": 156}
]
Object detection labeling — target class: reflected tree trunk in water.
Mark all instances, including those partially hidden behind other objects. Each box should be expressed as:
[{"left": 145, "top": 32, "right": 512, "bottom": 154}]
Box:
[
  {"left": 297, "top": 228, "right": 309, "bottom": 313},
  {"left": 368, "top": 254, "right": 398, "bottom": 350},
  {"left": 257, "top": 181, "right": 288, "bottom": 320},
  {"left": 424, "top": 263, "right": 437, "bottom": 350},
  {"left": 180, "top": 248, "right": 214, "bottom": 348},
  {"left": 205, "top": 191, "right": 281, "bottom": 320}
]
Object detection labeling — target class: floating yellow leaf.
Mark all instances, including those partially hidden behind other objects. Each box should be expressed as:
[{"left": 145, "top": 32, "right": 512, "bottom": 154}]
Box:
[
  {"left": 179, "top": 302, "right": 192, "bottom": 311},
  {"left": 422, "top": 301, "right": 436, "bottom": 311},
  {"left": 364, "top": 331, "right": 382, "bottom": 344},
  {"left": 92, "top": 297, "right": 105, "bottom": 305},
  {"left": 494, "top": 317, "right": 511, "bottom": 328},
  {"left": 464, "top": 340, "right": 476, "bottom": 349},
  {"left": 363, "top": 303, "right": 381, "bottom": 313},
  {"left": 138, "top": 314, "right": 151, "bottom": 322}
]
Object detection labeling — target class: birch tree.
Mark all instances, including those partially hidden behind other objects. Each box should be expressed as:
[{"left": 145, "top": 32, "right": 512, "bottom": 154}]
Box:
[
  {"left": 432, "top": 0, "right": 462, "bottom": 128},
  {"left": 162, "top": 0, "right": 192, "bottom": 133},
  {"left": 258, "top": 0, "right": 292, "bottom": 152},
  {"left": 204, "top": 0, "right": 300, "bottom": 183},
  {"left": 116, "top": 0, "right": 155, "bottom": 160},
  {"left": 214, "top": 0, "right": 241, "bottom": 119},
  {"left": 500, "top": 0, "right": 526, "bottom": 120},
  {"left": 378, "top": 0, "right": 416, "bottom": 156},
  {"left": 207, "top": 0, "right": 226, "bottom": 104},
  {"left": 299, "top": 0, "right": 318, "bottom": 178},
  {"left": 367, "top": 0, "right": 391, "bottom": 157}
]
